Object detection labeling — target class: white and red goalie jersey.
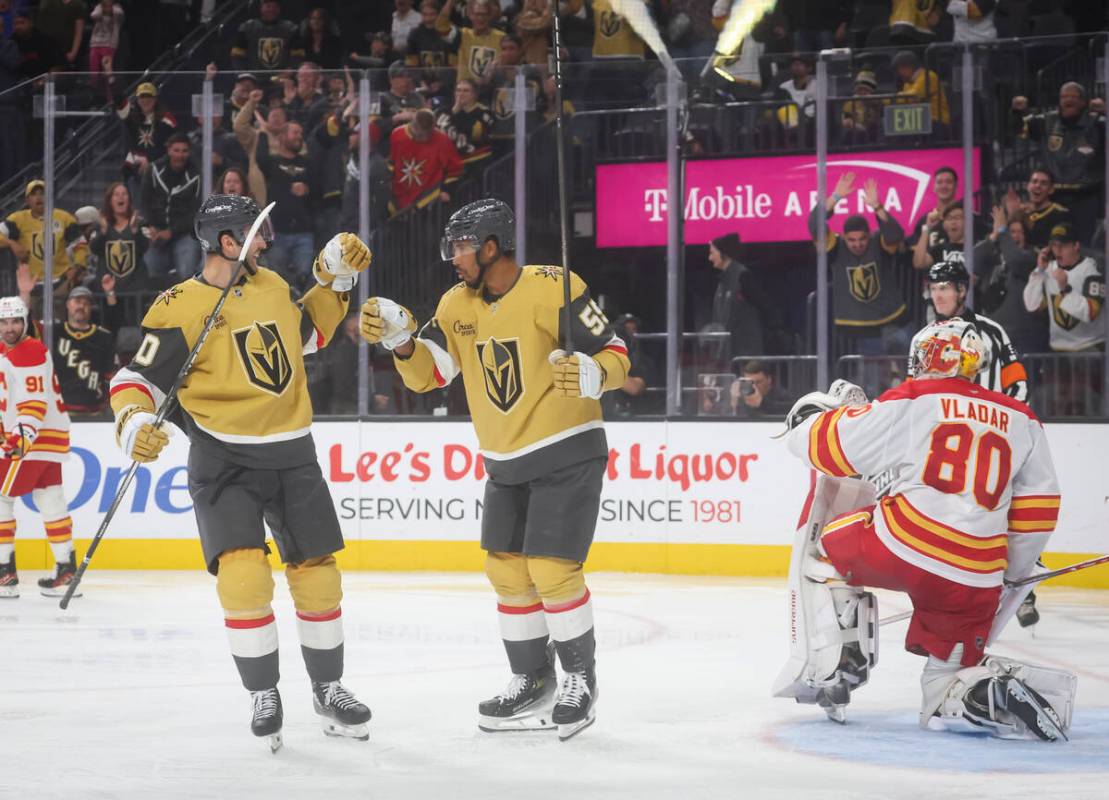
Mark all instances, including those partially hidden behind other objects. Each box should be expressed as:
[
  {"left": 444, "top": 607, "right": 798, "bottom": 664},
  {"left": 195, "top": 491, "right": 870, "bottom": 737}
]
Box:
[
  {"left": 0, "top": 337, "right": 71, "bottom": 463},
  {"left": 788, "top": 376, "right": 1059, "bottom": 589}
]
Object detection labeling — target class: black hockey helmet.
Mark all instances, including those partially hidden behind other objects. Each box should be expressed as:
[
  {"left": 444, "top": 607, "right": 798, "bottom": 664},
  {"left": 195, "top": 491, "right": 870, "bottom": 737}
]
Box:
[
  {"left": 927, "top": 258, "right": 969, "bottom": 288},
  {"left": 194, "top": 194, "right": 272, "bottom": 255},
  {"left": 440, "top": 198, "right": 515, "bottom": 261}
]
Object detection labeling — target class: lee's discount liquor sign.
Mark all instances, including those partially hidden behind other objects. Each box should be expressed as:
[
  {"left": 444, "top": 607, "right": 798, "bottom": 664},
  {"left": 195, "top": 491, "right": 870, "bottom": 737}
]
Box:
[{"left": 594, "top": 147, "right": 981, "bottom": 247}]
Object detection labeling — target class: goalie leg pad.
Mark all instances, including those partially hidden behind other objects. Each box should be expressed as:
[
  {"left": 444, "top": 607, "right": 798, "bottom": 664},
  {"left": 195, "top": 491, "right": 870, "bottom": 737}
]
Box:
[{"left": 923, "top": 653, "right": 1076, "bottom": 741}]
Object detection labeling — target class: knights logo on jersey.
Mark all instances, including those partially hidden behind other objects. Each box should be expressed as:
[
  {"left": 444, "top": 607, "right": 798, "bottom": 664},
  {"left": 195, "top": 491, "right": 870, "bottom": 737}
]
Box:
[
  {"left": 599, "top": 11, "right": 623, "bottom": 38},
  {"left": 493, "top": 88, "right": 512, "bottom": 120},
  {"left": 1050, "top": 297, "right": 1081, "bottom": 331},
  {"left": 419, "top": 50, "right": 445, "bottom": 69},
  {"left": 468, "top": 46, "right": 496, "bottom": 79},
  {"left": 847, "top": 262, "right": 881, "bottom": 303},
  {"left": 477, "top": 337, "right": 523, "bottom": 413},
  {"left": 31, "top": 232, "right": 44, "bottom": 262},
  {"left": 107, "top": 240, "right": 136, "bottom": 278},
  {"left": 233, "top": 321, "right": 293, "bottom": 396},
  {"left": 258, "top": 37, "right": 285, "bottom": 69}
]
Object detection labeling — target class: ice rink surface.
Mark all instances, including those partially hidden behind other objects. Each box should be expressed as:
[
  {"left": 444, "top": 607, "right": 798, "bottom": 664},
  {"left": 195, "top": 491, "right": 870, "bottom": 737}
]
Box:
[{"left": 4, "top": 571, "right": 1109, "bottom": 800}]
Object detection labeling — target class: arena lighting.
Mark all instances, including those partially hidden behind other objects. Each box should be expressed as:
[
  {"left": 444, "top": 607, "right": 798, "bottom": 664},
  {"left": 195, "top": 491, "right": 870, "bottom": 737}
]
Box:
[{"left": 700, "top": 0, "right": 780, "bottom": 82}]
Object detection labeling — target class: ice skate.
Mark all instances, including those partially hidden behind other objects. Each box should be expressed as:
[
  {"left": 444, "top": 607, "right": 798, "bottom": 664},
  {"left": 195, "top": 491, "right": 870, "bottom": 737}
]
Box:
[
  {"left": 988, "top": 675, "right": 1067, "bottom": 742},
  {"left": 312, "top": 680, "right": 371, "bottom": 741},
  {"left": 477, "top": 663, "right": 557, "bottom": 733},
  {"left": 250, "top": 687, "right": 283, "bottom": 753},
  {"left": 552, "top": 669, "right": 597, "bottom": 741},
  {"left": 38, "top": 552, "right": 81, "bottom": 598},
  {"left": 0, "top": 554, "right": 17, "bottom": 598}
]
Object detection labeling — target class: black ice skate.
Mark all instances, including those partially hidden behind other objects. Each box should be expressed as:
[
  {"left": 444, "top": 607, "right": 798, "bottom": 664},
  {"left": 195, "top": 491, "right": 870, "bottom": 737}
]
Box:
[
  {"left": 0, "top": 554, "right": 17, "bottom": 598},
  {"left": 477, "top": 663, "right": 557, "bottom": 733},
  {"left": 312, "top": 680, "right": 371, "bottom": 741},
  {"left": 552, "top": 669, "right": 597, "bottom": 741},
  {"left": 38, "top": 552, "right": 81, "bottom": 598},
  {"left": 250, "top": 687, "right": 283, "bottom": 753},
  {"left": 1016, "top": 591, "right": 1040, "bottom": 629}
]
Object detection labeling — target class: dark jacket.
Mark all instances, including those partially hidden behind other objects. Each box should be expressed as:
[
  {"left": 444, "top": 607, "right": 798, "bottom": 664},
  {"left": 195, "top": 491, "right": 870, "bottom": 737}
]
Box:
[
  {"left": 711, "top": 260, "right": 776, "bottom": 357},
  {"left": 1015, "top": 108, "right": 1106, "bottom": 191},
  {"left": 140, "top": 156, "right": 202, "bottom": 235}
]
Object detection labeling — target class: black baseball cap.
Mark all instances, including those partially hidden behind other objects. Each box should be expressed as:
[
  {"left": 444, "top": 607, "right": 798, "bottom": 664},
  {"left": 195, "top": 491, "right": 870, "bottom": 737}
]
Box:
[{"left": 1049, "top": 223, "right": 1078, "bottom": 244}]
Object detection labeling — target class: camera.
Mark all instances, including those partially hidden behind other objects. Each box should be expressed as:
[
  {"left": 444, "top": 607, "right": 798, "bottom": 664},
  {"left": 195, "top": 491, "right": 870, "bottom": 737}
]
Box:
[{"left": 738, "top": 377, "right": 756, "bottom": 397}]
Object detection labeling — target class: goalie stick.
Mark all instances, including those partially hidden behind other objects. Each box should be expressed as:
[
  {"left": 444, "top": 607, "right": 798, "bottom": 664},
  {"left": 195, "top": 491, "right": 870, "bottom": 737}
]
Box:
[{"left": 59, "top": 202, "right": 276, "bottom": 610}]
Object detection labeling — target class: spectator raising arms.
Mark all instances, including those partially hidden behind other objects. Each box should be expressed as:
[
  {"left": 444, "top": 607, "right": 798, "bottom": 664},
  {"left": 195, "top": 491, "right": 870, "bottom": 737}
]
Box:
[
  {"left": 1012, "top": 83, "right": 1106, "bottom": 244},
  {"left": 1003, "top": 168, "right": 1072, "bottom": 249},
  {"left": 0, "top": 180, "right": 89, "bottom": 289},
  {"left": 117, "top": 83, "right": 178, "bottom": 184},
  {"left": 441, "top": 0, "right": 506, "bottom": 87}
]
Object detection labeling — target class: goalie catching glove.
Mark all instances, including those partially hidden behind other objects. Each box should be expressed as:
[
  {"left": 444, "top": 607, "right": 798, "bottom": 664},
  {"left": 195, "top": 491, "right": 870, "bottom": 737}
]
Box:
[
  {"left": 115, "top": 406, "right": 170, "bottom": 463},
  {"left": 549, "top": 350, "right": 606, "bottom": 400},
  {"left": 314, "top": 232, "right": 372, "bottom": 292},
  {"left": 777, "top": 379, "right": 868, "bottom": 437},
  {"left": 360, "top": 297, "right": 417, "bottom": 351}
]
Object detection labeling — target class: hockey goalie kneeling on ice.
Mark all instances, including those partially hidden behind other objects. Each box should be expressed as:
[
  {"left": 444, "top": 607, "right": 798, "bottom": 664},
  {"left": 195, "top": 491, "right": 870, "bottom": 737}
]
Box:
[{"left": 773, "top": 319, "right": 1075, "bottom": 741}]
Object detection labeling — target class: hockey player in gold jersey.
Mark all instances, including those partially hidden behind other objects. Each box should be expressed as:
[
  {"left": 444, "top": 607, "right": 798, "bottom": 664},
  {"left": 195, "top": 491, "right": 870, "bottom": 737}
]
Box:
[
  {"left": 361, "top": 199, "right": 630, "bottom": 740},
  {"left": 108, "top": 195, "right": 372, "bottom": 751}
]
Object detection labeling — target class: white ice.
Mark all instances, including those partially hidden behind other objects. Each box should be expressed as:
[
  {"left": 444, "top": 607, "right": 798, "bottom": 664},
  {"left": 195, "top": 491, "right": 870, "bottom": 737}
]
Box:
[{"left": 4, "top": 571, "right": 1109, "bottom": 800}]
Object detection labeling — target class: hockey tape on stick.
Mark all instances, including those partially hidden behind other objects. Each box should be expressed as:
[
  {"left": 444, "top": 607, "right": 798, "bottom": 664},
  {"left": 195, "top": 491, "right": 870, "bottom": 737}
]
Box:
[{"left": 60, "top": 203, "right": 276, "bottom": 610}]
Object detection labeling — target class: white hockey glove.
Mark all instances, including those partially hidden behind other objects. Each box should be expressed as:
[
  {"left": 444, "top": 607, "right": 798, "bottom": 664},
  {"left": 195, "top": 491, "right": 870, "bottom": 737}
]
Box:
[
  {"left": 549, "top": 349, "right": 605, "bottom": 399},
  {"left": 360, "top": 297, "right": 417, "bottom": 351},
  {"left": 115, "top": 406, "right": 171, "bottom": 464},
  {"left": 827, "top": 379, "right": 867, "bottom": 408},
  {"left": 314, "top": 232, "right": 372, "bottom": 292}
]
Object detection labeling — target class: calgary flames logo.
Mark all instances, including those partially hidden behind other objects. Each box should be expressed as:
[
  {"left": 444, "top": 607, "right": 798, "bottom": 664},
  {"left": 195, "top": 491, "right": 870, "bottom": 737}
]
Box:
[
  {"left": 233, "top": 320, "right": 293, "bottom": 396},
  {"left": 919, "top": 334, "right": 962, "bottom": 377},
  {"left": 477, "top": 337, "right": 523, "bottom": 413}
]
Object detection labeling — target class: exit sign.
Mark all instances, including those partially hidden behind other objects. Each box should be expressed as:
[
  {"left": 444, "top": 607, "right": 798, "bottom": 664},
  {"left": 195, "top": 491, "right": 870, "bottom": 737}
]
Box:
[{"left": 884, "top": 104, "right": 933, "bottom": 136}]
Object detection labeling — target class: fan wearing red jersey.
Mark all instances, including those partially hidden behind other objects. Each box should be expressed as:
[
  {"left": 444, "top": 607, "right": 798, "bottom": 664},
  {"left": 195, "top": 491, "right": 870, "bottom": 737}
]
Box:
[
  {"left": 774, "top": 319, "right": 1075, "bottom": 741},
  {"left": 0, "top": 297, "right": 76, "bottom": 599}
]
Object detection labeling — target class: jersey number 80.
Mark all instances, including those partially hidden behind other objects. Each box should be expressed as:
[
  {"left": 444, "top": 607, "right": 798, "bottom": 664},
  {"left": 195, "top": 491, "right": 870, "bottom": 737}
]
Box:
[{"left": 922, "top": 422, "right": 1012, "bottom": 511}]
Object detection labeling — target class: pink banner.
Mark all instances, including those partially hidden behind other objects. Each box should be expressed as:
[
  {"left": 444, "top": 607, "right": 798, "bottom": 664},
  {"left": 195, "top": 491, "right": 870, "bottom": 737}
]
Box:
[{"left": 595, "top": 148, "right": 981, "bottom": 247}]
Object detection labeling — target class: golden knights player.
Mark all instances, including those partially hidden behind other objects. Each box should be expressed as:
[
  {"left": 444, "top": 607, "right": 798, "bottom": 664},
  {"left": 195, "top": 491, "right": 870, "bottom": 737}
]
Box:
[
  {"left": 360, "top": 199, "right": 630, "bottom": 740},
  {"left": 108, "top": 196, "right": 372, "bottom": 751}
]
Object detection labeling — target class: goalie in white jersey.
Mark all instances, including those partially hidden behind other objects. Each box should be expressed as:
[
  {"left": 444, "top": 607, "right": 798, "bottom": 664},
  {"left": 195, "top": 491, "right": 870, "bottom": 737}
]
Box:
[
  {"left": 0, "top": 297, "right": 76, "bottom": 599},
  {"left": 774, "top": 318, "right": 1076, "bottom": 741}
]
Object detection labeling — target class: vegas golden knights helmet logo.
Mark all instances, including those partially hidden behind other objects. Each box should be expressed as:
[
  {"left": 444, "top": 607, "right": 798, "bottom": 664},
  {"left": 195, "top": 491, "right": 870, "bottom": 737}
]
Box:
[
  {"left": 847, "top": 261, "right": 881, "bottom": 303},
  {"left": 258, "top": 37, "right": 285, "bottom": 69},
  {"left": 107, "top": 240, "right": 136, "bottom": 278},
  {"left": 31, "top": 232, "right": 44, "bottom": 262},
  {"left": 233, "top": 321, "right": 293, "bottom": 395},
  {"left": 477, "top": 337, "right": 523, "bottom": 413}
]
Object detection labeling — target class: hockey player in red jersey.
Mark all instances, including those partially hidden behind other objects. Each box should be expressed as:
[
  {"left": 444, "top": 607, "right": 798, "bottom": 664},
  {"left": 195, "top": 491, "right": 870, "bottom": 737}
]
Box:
[
  {"left": 774, "top": 318, "right": 1076, "bottom": 741},
  {"left": 0, "top": 297, "right": 77, "bottom": 599}
]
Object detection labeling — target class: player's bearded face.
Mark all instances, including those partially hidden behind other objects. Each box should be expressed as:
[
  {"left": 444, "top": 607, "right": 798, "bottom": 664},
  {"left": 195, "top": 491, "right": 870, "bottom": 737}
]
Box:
[{"left": 0, "top": 317, "right": 25, "bottom": 346}]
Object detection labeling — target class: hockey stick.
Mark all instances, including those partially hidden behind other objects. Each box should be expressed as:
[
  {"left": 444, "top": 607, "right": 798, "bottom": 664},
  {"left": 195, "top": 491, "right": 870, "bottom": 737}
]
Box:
[
  {"left": 550, "top": 0, "right": 572, "bottom": 352},
  {"left": 60, "top": 202, "right": 276, "bottom": 609},
  {"left": 1004, "top": 554, "right": 1109, "bottom": 588}
]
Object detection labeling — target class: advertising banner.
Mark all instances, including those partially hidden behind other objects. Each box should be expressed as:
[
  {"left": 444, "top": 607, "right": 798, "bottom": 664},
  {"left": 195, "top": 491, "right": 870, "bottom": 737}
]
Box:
[
  {"left": 13, "top": 420, "right": 1106, "bottom": 559},
  {"left": 594, "top": 147, "right": 981, "bottom": 247}
]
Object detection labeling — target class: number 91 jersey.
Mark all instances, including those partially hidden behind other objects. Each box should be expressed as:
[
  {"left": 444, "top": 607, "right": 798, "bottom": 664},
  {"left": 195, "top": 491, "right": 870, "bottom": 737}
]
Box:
[
  {"left": 0, "top": 337, "right": 71, "bottom": 463},
  {"left": 788, "top": 377, "right": 1059, "bottom": 589}
]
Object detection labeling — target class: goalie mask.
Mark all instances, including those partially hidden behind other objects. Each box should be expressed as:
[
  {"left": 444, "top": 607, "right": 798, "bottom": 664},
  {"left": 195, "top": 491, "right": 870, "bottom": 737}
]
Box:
[{"left": 908, "top": 318, "right": 988, "bottom": 381}]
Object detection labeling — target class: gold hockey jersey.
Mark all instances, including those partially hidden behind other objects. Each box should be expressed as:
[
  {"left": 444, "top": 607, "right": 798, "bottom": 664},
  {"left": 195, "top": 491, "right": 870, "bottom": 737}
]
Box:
[
  {"left": 109, "top": 267, "right": 347, "bottom": 467},
  {"left": 0, "top": 208, "right": 89, "bottom": 281},
  {"left": 395, "top": 265, "right": 630, "bottom": 483}
]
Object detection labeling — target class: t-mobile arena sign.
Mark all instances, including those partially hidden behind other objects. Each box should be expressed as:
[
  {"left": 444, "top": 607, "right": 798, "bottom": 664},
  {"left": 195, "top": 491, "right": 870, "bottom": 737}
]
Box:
[{"left": 595, "top": 148, "right": 981, "bottom": 247}]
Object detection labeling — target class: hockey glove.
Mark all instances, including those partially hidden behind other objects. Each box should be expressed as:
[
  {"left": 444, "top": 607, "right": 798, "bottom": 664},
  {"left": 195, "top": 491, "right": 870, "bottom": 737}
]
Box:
[
  {"left": 116, "top": 406, "right": 170, "bottom": 464},
  {"left": 360, "top": 297, "right": 417, "bottom": 351},
  {"left": 314, "top": 232, "right": 372, "bottom": 292},
  {"left": 549, "top": 350, "right": 605, "bottom": 400},
  {"left": 1, "top": 425, "right": 35, "bottom": 459}
]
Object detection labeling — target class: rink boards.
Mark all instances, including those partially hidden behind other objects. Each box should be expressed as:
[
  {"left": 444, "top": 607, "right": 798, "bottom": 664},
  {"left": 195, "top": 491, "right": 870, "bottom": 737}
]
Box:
[{"left": 11, "top": 420, "right": 1109, "bottom": 587}]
